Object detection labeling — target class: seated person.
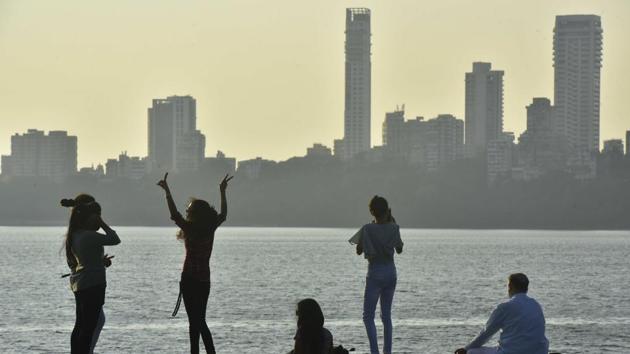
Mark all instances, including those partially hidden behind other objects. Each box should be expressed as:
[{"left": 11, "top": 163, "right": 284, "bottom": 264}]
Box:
[
  {"left": 454, "top": 273, "right": 549, "bottom": 354},
  {"left": 290, "top": 298, "right": 333, "bottom": 354}
]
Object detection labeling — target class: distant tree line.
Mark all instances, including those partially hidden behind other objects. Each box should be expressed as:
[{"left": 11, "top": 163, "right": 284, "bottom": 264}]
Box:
[{"left": 1, "top": 156, "right": 629, "bottom": 229}]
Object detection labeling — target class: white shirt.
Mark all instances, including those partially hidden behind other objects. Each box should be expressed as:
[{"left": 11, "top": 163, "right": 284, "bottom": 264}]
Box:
[
  {"left": 466, "top": 293, "right": 549, "bottom": 354},
  {"left": 70, "top": 229, "right": 120, "bottom": 292},
  {"left": 348, "top": 223, "right": 403, "bottom": 263}
]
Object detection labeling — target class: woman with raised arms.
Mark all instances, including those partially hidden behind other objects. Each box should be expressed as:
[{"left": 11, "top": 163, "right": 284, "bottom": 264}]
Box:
[{"left": 157, "top": 173, "right": 232, "bottom": 354}]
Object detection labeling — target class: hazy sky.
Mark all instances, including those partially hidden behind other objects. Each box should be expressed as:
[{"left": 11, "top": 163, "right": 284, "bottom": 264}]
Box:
[{"left": 1, "top": 0, "right": 629, "bottom": 167}]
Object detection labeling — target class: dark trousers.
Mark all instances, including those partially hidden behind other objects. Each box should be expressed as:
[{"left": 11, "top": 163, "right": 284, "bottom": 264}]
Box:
[
  {"left": 181, "top": 277, "right": 215, "bottom": 354},
  {"left": 71, "top": 285, "right": 106, "bottom": 354}
]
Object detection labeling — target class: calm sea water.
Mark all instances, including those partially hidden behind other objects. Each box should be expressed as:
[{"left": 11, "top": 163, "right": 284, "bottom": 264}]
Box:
[{"left": 0, "top": 227, "right": 629, "bottom": 353}]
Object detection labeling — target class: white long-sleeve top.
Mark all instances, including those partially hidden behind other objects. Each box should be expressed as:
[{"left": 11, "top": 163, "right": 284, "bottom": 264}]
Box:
[
  {"left": 466, "top": 293, "right": 549, "bottom": 354},
  {"left": 70, "top": 229, "right": 120, "bottom": 292}
]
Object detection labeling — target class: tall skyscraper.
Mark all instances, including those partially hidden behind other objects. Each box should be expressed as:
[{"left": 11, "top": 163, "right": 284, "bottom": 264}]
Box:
[
  {"left": 337, "top": 8, "right": 371, "bottom": 160},
  {"left": 148, "top": 95, "right": 205, "bottom": 173},
  {"left": 465, "top": 62, "right": 504, "bottom": 156},
  {"left": 626, "top": 130, "right": 630, "bottom": 157},
  {"left": 1, "top": 129, "right": 77, "bottom": 179},
  {"left": 553, "top": 15, "right": 603, "bottom": 158}
]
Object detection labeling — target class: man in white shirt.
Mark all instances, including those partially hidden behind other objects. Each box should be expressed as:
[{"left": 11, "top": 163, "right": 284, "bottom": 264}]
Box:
[{"left": 454, "top": 273, "right": 549, "bottom": 354}]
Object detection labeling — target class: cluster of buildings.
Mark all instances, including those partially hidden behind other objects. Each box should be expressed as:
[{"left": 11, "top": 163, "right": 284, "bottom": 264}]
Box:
[
  {"left": 332, "top": 10, "right": 626, "bottom": 185},
  {"left": 1, "top": 95, "right": 238, "bottom": 181},
  {"left": 1, "top": 129, "right": 77, "bottom": 180},
  {"left": 1, "top": 10, "right": 628, "bottom": 185},
  {"left": 378, "top": 109, "right": 463, "bottom": 170}
]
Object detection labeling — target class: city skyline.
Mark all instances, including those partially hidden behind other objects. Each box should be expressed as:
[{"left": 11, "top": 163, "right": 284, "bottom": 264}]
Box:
[{"left": 1, "top": 1, "right": 629, "bottom": 168}]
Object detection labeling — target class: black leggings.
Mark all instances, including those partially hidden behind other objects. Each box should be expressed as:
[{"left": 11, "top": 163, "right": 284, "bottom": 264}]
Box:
[
  {"left": 71, "top": 285, "right": 105, "bottom": 354},
  {"left": 181, "top": 278, "right": 215, "bottom": 354}
]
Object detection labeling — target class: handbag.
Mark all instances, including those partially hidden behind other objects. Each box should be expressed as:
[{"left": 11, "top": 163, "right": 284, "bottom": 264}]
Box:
[{"left": 171, "top": 282, "right": 183, "bottom": 317}]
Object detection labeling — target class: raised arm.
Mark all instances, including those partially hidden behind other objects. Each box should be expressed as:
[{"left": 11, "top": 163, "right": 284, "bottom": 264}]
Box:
[
  {"left": 218, "top": 174, "right": 233, "bottom": 222},
  {"left": 96, "top": 215, "right": 121, "bottom": 246},
  {"left": 157, "top": 172, "right": 186, "bottom": 228}
]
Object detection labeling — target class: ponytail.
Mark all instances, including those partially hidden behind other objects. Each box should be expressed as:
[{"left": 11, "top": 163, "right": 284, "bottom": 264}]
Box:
[
  {"left": 61, "top": 194, "right": 96, "bottom": 270},
  {"left": 60, "top": 198, "right": 77, "bottom": 208}
]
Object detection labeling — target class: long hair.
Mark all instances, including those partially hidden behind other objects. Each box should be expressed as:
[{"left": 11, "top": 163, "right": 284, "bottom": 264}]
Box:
[
  {"left": 295, "top": 298, "right": 325, "bottom": 354},
  {"left": 60, "top": 194, "right": 100, "bottom": 270},
  {"left": 176, "top": 198, "right": 219, "bottom": 241}
]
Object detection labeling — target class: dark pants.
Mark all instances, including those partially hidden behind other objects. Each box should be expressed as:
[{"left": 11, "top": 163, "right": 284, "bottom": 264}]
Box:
[
  {"left": 181, "top": 277, "right": 215, "bottom": 354},
  {"left": 71, "top": 285, "right": 106, "bottom": 354}
]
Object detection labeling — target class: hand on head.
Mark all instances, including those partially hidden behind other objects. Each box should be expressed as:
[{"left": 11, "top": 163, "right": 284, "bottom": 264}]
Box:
[
  {"left": 94, "top": 213, "right": 106, "bottom": 227},
  {"left": 220, "top": 174, "right": 233, "bottom": 192},
  {"left": 85, "top": 213, "right": 107, "bottom": 232},
  {"left": 157, "top": 172, "right": 170, "bottom": 192}
]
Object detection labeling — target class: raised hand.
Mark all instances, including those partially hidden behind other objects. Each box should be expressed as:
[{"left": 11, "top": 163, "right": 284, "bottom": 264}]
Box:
[
  {"left": 219, "top": 174, "right": 233, "bottom": 192},
  {"left": 103, "top": 254, "right": 115, "bottom": 268},
  {"left": 157, "top": 172, "right": 170, "bottom": 192}
]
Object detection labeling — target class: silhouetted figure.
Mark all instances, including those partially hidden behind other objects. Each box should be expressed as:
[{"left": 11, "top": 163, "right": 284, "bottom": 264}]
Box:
[
  {"left": 454, "top": 273, "right": 549, "bottom": 354},
  {"left": 290, "top": 298, "right": 333, "bottom": 354},
  {"left": 61, "top": 195, "right": 120, "bottom": 354},
  {"left": 61, "top": 195, "right": 113, "bottom": 354},
  {"left": 157, "top": 173, "right": 232, "bottom": 354},
  {"left": 348, "top": 196, "right": 403, "bottom": 354}
]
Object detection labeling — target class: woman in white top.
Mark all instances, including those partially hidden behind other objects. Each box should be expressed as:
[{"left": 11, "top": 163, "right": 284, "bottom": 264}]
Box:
[
  {"left": 349, "top": 196, "right": 403, "bottom": 354},
  {"left": 61, "top": 195, "right": 120, "bottom": 354}
]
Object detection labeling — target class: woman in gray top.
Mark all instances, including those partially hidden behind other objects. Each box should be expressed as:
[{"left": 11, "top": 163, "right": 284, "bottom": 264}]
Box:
[
  {"left": 62, "top": 195, "right": 120, "bottom": 354},
  {"left": 349, "top": 196, "right": 403, "bottom": 354}
]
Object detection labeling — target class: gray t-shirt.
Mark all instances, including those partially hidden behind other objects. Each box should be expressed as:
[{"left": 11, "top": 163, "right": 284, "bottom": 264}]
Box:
[
  {"left": 349, "top": 223, "right": 403, "bottom": 263},
  {"left": 70, "top": 229, "right": 120, "bottom": 292}
]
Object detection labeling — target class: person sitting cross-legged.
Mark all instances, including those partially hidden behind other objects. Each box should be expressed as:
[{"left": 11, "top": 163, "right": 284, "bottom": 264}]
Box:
[{"left": 454, "top": 273, "right": 549, "bottom": 354}]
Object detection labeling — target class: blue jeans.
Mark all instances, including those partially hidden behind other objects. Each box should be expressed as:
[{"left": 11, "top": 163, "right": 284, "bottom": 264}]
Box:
[{"left": 363, "top": 262, "right": 397, "bottom": 354}]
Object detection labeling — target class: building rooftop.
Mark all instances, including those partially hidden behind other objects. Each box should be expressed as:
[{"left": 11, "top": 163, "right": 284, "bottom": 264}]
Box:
[
  {"left": 555, "top": 15, "right": 602, "bottom": 30},
  {"left": 347, "top": 8, "right": 370, "bottom": 15}
]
